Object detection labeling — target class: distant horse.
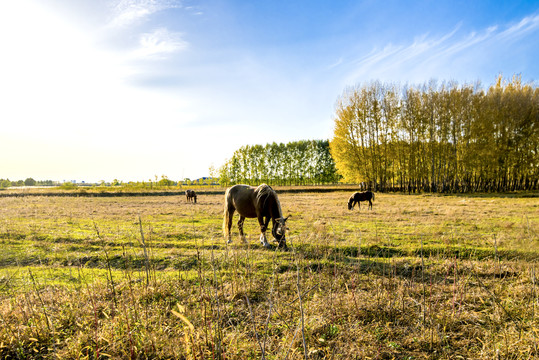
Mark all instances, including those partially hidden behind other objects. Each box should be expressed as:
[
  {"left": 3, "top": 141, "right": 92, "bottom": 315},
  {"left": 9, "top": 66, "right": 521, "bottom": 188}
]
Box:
[
  {"left": 348, "top": 191, "right": 375, "bottom": 210},
  {"left": 186, "top": 190, "right": 197, "bottom": 203},
  {"left": 223, "top": 184, "right": 289, "bottom": 248}
]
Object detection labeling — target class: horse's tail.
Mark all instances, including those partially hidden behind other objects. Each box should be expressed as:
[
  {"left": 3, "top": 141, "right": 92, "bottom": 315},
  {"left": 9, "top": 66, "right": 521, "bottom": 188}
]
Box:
[
  {"left": 223, "top": 188, "right": 232, "bottom": 239},
  {"left": 372, "top": 192, "right": 375, "bottom": 202}
]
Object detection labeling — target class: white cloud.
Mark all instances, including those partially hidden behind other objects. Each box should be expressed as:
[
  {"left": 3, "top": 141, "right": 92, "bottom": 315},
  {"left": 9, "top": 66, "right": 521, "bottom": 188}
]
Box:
[
  {"left": 108, "top": 0, "right": 181, "bottom": 28},
  {"left": 131, "top": 28, "right": 188, "bottom": 59}
]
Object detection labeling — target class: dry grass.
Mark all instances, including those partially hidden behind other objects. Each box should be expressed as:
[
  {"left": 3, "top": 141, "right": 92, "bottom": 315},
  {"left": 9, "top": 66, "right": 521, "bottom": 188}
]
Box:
[{"left": 0, "top": 190, "right": 538, "bottom": 359}]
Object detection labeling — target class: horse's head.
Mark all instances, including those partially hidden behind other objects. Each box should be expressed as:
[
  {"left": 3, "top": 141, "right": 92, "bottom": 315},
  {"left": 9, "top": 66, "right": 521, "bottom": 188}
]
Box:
[
  {"left": 272, "top": 215, "right": 290, "bottom": 247},
  {"left": 347, "top": 197, "right": 354, "bottom": 210}
]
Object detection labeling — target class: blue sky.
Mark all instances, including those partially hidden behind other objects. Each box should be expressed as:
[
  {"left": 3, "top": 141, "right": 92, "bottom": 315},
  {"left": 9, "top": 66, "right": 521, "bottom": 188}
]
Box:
[{"left": 1, "top": 0, "right": 538, "bottom": 183}]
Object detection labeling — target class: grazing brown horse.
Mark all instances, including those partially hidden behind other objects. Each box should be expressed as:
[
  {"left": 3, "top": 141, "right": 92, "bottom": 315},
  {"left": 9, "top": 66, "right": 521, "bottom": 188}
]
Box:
[
  {"left": 348, "top": 191, "right": 375, "bottom": 210},
  {"left": 223, "top": 183, "right": 289, "bottom": 248},
  {"left": 185, "top": 189, "right": 197, "bottom": 203}
]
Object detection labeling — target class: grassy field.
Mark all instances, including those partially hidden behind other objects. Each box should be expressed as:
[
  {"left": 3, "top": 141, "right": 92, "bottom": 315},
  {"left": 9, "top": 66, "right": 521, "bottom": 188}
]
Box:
[{"left": 0, "top": 189, "right": 538, "bottom": 359}]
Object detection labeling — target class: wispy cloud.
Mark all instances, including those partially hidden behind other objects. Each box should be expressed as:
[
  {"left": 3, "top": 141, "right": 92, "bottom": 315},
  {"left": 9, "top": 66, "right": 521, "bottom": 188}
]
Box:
[
  {"left": 108, "top": 0, "right": 181, "bottom": 28},
  {"left": 344, "top": 12, "right": 539, "bottom": 84},
  {"left": 131, "top": 28, "right": 188, "bottom": 59},
  {"left": 101, "top": 1, "right": 189, "bottom": 66},
  {"left": 495, "top": 13, "right": 539, "bottom": 41},
  {"left": 328, "top": 57, "right": 344, "bottom": 69}
]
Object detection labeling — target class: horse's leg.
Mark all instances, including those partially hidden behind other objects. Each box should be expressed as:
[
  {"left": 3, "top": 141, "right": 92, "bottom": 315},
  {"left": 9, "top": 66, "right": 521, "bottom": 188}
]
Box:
[
  {"left": 257, "top": 215, "right": 270, "bottom": 247},
  {"left": 357, "top": 201, "right": 360, "bottom": 210},
  {"left": 263, "top": 217, "right": 272, "bottom": 246},
  {"left": 237, "top": 216, "right": 247, "bottom": 243},
  {"left": 369, "top": 199, "right": 372, "bottom": 210}
]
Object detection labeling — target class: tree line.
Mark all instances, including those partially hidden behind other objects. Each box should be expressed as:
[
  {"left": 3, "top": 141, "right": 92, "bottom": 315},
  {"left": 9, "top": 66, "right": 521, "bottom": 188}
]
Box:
[
  {"left": 0, "top": 178, "right": 52, "bottom": 188},
  {"left": 330, "top": 75, "right": 539, "bottom": 193},
  {"left": 0, "top": 177, "right": 220, "bottom": 190},
  {"left": 218, "top": 140, "right": 341, "bottom": 186}
]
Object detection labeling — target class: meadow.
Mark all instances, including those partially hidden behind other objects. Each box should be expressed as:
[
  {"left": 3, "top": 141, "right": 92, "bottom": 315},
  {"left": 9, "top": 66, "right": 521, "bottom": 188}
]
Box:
[{"left": 0, "top": 189, "right": 538, "bottom": 359}]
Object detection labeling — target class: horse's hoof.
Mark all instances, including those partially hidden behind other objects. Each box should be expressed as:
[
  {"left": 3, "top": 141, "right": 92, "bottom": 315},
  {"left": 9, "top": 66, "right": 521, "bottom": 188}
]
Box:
[{"left": 226, "top": 239, "right": 232, "bottom": 244}]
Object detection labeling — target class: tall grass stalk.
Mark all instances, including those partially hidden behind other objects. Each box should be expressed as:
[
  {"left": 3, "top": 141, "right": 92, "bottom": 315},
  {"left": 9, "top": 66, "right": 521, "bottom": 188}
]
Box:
[
  {"left": 28, "top": 268, "right": 52, "bottom": 334},
  {"left": 261, "top": 249, "right": 279, "bottom": 357},
  {"left": 138, "top": 216, "right": 151, "bottom": 287},
  {"left": 93, "top": 221, "right": 118, "bottom": 310},
  {"left": 532, "top": 264, "right": 537, "bottom": 354},
  {"left": 210, "top": 243, "right": 224, "bottom": 359},
  {"left": 245, "top": 293, "right": 265, "bottom": 359},
  {"left": 292, "top": 236, "right": 308, "bottom": 360},
  {"left": 420, "top": 236, "right": 426, "bottom": 325}
]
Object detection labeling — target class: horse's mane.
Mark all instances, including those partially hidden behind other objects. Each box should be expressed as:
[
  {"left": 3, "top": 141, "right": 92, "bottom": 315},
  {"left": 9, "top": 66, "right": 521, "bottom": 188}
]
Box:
[{"left": 255, "top": 184, "right": 283, "bottom": 219}]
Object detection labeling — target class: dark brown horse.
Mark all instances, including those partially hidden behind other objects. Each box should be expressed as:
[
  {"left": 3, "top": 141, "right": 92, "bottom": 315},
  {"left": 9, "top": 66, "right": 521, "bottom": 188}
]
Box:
[
  {"left": 185, "top": 189, "right": 197, "bottom": 203},
  {"left": 348, "top": 191, "right": 375, "bottom": 210},
  {"left": 223, "top": 184, "right": 289, "bottom": 248}
]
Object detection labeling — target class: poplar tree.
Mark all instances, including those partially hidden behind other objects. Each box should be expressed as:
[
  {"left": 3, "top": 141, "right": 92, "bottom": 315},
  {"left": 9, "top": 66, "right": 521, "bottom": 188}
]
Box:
[{"left": 330, "top": 76, "right": 538, "bottom": 192}]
